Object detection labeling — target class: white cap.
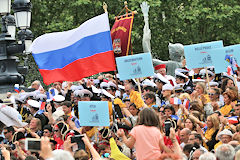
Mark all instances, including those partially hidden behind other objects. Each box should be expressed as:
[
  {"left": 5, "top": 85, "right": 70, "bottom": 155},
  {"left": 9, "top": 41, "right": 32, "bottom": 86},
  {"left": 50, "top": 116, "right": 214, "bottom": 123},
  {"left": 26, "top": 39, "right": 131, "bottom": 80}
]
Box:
[
  {"left": 218, "top": 129, "right": 233, "bottom": 139},
  {"left": 199, "top": 69, "right": 214, "bottom": 77},
  {"left": 91, "top": 85, "right": 101, "bottom": 94},
  {"left": 175, "top": 70, "right": 188, "bottom": 79},
  {"left": 222, "top": 72, "right": 234, "bottom": 82},
  {"left": 118, "top": 85, "right": 125, "bottom": 90},
  {"left": 192, "top": 79, "right": 205, "bottom": 83},
  {"left": 79, "top": 89, "right": 93, "bottom": 98},
  {"left": 175, "top": 68, "right": 189, "bottom": 74},
  {"left": 0, "top": 104, "right": 27, "bottom": 127},
  {"left": 27, "top": 99, "right": 40, "bottom": 108},
  {"left": 107, "top": 81, "right": 117, "bottom": 89},
  {"left": 53, "top": 95, "right": 65, "bottom": 102},
  {"left": 142, "top": 79, "right": 156, "bottom": 87},
  {"left": 100, "top": 82, "right": 108, "bottom": 89},
  {"left": 154, "top": 73, "right": 169, "bottom": 84},
  {"left": 162, "top": 84, "right": 174, "bottom": 91},
  {"left": 101, "top": 89, "right": 115, "bottom": 99},
  {"left": 93, "top": 79, "right": 100, "bottom": 84},
  {"left": 70, "top": 85, "right": 83, "bottom": 91},
  {"left": 209, "top": 82, "right": 219, "bottom": 87}
]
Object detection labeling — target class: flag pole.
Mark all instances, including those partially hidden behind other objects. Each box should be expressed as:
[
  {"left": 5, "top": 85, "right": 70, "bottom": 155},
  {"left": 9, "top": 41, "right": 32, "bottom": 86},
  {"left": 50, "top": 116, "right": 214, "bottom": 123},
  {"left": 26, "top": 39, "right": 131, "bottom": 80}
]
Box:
[{"left": 103, "top": 2, "right": 108, "bottom": 13}]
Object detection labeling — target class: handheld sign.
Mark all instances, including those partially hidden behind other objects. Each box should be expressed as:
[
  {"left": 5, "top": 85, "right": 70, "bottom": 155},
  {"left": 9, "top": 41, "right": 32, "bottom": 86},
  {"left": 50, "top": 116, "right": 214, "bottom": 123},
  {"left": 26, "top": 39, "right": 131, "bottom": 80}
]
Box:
[
  {"left": 184, "top": 41, "right": 223, "bottom": 69},
  {"left": 209, "top": 44, "right": 240, "bottom": 74},
  {"left": 116, "top": 53, "right": 154, "bottom": 80},
  {"left": 78, "top": 101, "right": 110, "bottom": 126}
]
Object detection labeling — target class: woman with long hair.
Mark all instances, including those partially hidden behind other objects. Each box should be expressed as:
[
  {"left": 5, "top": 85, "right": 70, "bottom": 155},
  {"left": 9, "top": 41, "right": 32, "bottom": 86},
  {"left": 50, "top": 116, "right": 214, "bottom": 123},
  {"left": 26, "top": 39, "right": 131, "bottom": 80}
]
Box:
[
  {"left": 117, "top": 108, "right": 162, "bottom": 160},
  {"left": 197, "top": 114, "right": 220, "bottom": 151},
  {"left": 220, "top": 92, "right": 234, "bottom": 116}
]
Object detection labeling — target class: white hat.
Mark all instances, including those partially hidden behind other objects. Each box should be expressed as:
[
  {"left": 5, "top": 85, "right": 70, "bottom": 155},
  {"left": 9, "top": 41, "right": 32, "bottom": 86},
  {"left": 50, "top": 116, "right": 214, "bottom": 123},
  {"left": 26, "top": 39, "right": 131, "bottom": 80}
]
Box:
[
  {"left": 162, "top": 84, "right": 174, "bottom": 91},
  {"left": 118, "top": 85, "right": 125, "bottom": 90},
  {"left": 218, "top": 129, "right": 233, "bottom": 139},
  {"left": 154, "top": 73, "right": 169, "bottom": 84},
  {"left": 175, "top": 70, "right": 188, "bottom": 79},
  {"left": 101, "top": 89, "right": 115, "bottom": 99},
  {"left": 27, "top": 99, "right": 40, "bottom": 108},
  {"left": 199, "top": 69, "right": 214, "bottom": 77},
  {"left": 192, "top": 79, "right": 205, "bottom": 83},
  {"left": 100, "top": 82, "right": 108, "bottom": 89},
  {"left": 93, "top": 79, "right": 100, "bottom": 84},
  {"left": 175, "top": 68, "right": 189, "bottom": 74},
  {"left": 0, "top": 104, "right": 27, "bottom": 127},
  {"left": 52, "top": 108, "right": 65, "bottom": 121},
  {"left": 70, "top": 85, "right": 83, "bottom": 91},
  {"left": 222, "top": 72, "right": 234, "bottom": 82},
  {"left": 53, "top": 95, "right": 65, "bottom": 102},
  {"left": 142, "top": 79, "right": 156, "bottom": 87},
  {"left": 208, "top": 82, "right": 219, "bottom": 87},
  {"left": 107, "top": 81, "right": 117, "bottom": 89},
  {"left": 80, "top": 89, "right": 93, "bottom": 98},
  {"left": 91, "top": 85, "right": 101, "bottom": 94},
  {"left": 73, "top": 90, "right": 81, "bottom": 97}
]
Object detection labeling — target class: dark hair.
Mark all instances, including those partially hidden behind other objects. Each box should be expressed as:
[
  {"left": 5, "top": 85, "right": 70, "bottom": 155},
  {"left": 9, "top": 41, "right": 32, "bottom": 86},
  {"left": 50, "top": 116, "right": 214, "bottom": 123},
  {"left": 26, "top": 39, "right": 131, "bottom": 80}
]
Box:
[
  {"left": 137, "top": 108, "right": 160, "bottom": 128},
  {"left": 61, "top": 101, "right": 72, "bottom": 108},
  {"left": 3, "top": 126, "right": 15, "bottom": 134},
  {"left": 193, "top": 133, "right": 203, "bottom": 143},
  {"left": 184, "top": 117, "right": 196, "bottom": 130},
  {"left": 212, "top": 88, "right": 221, "bottom": 96},
  {"left": 144, "top": 92, "right": 156, "bottom": 103},
  {"left": 183, "top": 143, "right": 200, "bottom": 155},
  {"left": 221, "top": 78, "right": 233, "bottom": 92},
  {"left": 164, "top": 104, "right": 175, "bottom": 115},
  {"left": 143, "top": 86, "right": 155, "bottom": 92},
  {"left": 43, "top": 124, "right": 53, "bottom": 132},
  {"left": 189, "top": 101, "right": 203, "bottom": 114}
]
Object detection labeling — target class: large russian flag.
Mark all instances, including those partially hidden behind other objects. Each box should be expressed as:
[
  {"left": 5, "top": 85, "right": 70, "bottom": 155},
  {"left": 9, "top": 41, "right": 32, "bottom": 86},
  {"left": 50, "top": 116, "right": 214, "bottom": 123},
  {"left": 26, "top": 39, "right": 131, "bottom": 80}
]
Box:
[{"left": 30, "top": 13, "right": 116, "bottom": 85}]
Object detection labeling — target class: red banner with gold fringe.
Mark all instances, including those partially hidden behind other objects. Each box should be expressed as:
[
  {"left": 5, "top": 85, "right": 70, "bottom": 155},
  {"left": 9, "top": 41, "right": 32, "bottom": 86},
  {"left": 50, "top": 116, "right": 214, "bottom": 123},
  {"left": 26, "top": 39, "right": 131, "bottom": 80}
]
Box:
[{"left": 111, "top": 15, "right": 134, "bottom": 57}]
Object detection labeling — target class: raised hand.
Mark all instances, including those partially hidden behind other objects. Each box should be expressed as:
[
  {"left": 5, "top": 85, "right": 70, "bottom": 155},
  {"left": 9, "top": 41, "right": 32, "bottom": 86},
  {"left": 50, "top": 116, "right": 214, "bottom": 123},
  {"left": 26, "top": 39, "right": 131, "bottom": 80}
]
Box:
[{"left": 140, "top": 1, "right": 150, "bottom": 17}]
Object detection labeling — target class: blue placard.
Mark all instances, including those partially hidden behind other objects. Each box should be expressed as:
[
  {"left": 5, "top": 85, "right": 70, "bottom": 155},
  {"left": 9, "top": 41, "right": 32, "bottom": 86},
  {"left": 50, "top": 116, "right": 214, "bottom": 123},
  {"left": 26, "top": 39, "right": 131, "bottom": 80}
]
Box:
[
  {"left": 116, "top": 53, "right": 154, "bottom": 80},
  {"left": 184, "top": 40, "right": 223, "bottom": 69},
  {"left": 78, "top": 101, "right": 110, "bottom": 126},
  {"left": 208, "top": 44, "right": 240, "bottom": 74}
]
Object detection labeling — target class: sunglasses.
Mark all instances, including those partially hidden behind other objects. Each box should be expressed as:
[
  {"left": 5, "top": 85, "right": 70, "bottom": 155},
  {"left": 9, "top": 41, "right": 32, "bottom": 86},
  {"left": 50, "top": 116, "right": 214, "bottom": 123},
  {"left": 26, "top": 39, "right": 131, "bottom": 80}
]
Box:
[
  {"left": 3, "top": 132, "right": 8, "bottom": 134},
  {"left": 54, "top": 130, "right": 59, "bottom": 132},
  {"left": 208, "top": 93, "right": 216, "bottom": 96}
]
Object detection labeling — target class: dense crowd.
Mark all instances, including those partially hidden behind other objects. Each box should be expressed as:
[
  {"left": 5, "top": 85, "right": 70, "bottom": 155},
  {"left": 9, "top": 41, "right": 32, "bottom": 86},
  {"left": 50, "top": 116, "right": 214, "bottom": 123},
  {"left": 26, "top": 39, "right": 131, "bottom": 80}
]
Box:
[{"left": 1, "top": 63, "right": 240, "bottom": 160}]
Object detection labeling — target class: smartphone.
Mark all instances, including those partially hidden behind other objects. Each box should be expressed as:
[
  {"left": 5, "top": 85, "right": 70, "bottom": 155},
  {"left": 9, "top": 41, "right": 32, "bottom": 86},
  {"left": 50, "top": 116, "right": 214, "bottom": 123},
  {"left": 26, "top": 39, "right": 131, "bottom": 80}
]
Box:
[
  {"left": 71, "top": 135, "right": 84, "bottom": 143},
  {"left": 164, "top": 120, "right": 172, "bottom": 137},
  {"left": 71, "top": 135, "right": 85, "bottom": 151},
  {"left": 25, "top": 138, "right": 41, "bottom": 152},
  {"left": 114, "top": 105, "right": 123, "bottom": 119}
]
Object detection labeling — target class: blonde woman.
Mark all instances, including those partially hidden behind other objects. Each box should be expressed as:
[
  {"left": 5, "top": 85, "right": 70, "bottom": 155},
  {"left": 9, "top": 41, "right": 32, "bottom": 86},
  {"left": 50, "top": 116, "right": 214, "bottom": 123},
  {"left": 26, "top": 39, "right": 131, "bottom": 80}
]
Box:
[{"left": 197, "top": 114, "right": 220, "bottom": 151}]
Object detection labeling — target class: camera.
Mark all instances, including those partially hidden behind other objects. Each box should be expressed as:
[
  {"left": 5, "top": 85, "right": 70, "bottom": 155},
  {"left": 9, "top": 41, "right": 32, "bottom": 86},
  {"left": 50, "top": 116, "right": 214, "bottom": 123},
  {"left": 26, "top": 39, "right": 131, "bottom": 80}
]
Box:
[
  {"left": 25, "top": 138, "right": 41, "bottom": 152},
  {"left": 164, "top": 120, "right": 172, "bottom": 136},
  {"left": 164, "top": 119, "right": 177, "bottom": 136},
  {"left": 71, "top": 135, "right": 84, "bottom": 143}
]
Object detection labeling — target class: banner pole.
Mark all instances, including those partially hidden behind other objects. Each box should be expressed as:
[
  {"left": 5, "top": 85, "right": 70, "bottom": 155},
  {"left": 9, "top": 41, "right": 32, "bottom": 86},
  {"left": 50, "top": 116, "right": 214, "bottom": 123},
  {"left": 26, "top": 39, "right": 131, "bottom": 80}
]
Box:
[
  {"left": 233, "top": 74, "right": 238, "bottom": 88},
  {"left": 136, "top": 78, "right": 142, "bottom": 96}
]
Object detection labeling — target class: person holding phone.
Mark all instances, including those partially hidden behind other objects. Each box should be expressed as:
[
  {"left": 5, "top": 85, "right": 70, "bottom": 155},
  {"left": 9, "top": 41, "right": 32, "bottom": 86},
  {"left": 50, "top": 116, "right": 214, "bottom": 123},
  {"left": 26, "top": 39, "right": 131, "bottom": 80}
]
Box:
[{"left": 117, "top": 108, "right": 162, "bottom": 160}]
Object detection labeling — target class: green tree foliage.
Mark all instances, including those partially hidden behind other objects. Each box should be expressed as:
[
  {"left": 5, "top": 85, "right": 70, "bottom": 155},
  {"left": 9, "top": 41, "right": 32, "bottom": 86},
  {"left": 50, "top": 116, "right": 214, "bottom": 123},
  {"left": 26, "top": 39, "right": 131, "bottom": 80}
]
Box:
[{"left": 24, "top": 0, "right": 240, "bottom": 87}]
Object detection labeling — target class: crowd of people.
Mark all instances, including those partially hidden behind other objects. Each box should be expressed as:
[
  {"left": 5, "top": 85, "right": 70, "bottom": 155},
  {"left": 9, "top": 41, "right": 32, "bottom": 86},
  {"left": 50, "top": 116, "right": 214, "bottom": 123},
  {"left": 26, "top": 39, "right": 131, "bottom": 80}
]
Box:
[{"left": 1, "top": 63, "right": 240, "bottom": 160}]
